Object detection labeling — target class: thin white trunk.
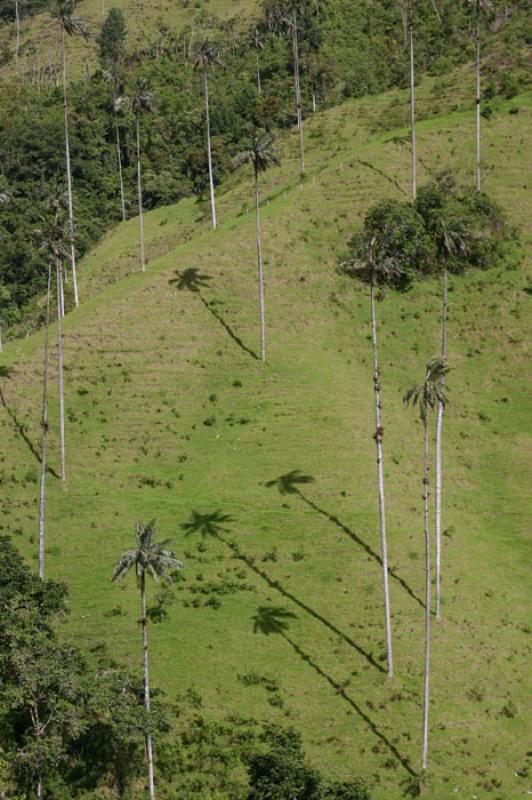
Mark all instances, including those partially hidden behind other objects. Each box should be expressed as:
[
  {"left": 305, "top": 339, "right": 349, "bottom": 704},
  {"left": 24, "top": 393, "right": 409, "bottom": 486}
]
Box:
[
  {"left": 38, "top": 265, "right": 52, "bottom": 579},
  {"left": 292, "top": 12, "right": 305, "bottom": 173},
  {"left": 15, "top": 0, "right": 21, "bottom": 65},
  {"left": 115, "top": 106, "right": 126, "bottom": 222},
  {"left": 136, "top": 115, "right": 146, "bottom": 271},
  {"left": 422, "top": 415, "right": 431, "bottom": 772},
  {"left": 56, "top": 259, "right": 66, "bottom": 481},
  {"left": 435, "top": 263, "right": 448, "bottom": 620},
  {"left": 61, "top": 26, "right": 79, "bottom": 307},
  {"left": 141, "top": 573, "right": 156, "bottom": 800},
  {"left": 408, "top": 0, "right": 417, "bottom": 199},
  {"left": 475, "top": 0, "right": 481, "bottom": 192},
  {"left": 204, "top": 68, "right": 217, "bottom": 229},
  {"left": 37, "top": 775, "right": 42, "bottom": 800},
  {"left": 312, "top": 90, "right": 317, "bottom": 113},
  {"left": 255, "top": 166, "right": 266, "bottom": 362},
  {"left": 370, "top": 277, "right": 393, "bottom": 678},
  {"left": 256, "top": 51, "right": 261, "bottom": 95}
]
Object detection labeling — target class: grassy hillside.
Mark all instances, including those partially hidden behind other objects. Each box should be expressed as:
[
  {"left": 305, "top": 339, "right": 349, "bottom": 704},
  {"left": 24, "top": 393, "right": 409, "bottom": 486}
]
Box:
[
  {"left": 0, "top": 0, "right": 261, "bottom": 81},
  {"left": 0, "top": 77, "right": 531, "bottom": 798}
]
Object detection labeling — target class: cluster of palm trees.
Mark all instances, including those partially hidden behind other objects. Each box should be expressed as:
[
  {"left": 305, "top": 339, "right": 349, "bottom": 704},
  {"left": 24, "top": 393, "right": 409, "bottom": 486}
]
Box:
[{"left": 356, "top": 204, "right": 481, "bottom": 772}]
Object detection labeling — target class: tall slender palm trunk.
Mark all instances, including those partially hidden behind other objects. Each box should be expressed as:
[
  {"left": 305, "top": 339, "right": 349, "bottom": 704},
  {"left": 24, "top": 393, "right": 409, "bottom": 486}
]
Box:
[
  {"left": 204, "top": 68, "right": 217, "bottom": 229},
  {"left": 38, "top": 265, "right": 52, "bottom": 578},
  {"left": 422, "top": 413, "right": 431, "bottom": 772},
  {"left": 254, "top": 165, "right": 266, "bottom": 362},
  {"left": 256, "top": 51, "right": 261, "bottom": 95},
  {"left": 15, "top": 0, "right": 21, "bottom": 66},
  {"left": 370, "top": 276, "right": 393, "bottom": 678},
  {"left": 140, "top": 572, "right": 156, "bottom": 800},
  {"left": 435, "top": 261, "right": 448, "bottom": 619},
  {"left": 56, "top": 259, "right": 66, "bottom": 481},
  {"left": 292, "top": 11, "right": 305, "bottom": 173},
  {"left": 61, "top": 26, "right": 79, "bottom": 307},
  {"left": 475, "top": 0, "right": 481, "bottom": 192},
  {"left": 136, "top": 114, "right": 146, "bottom": 271},
  {"left": 113, "top": 86, "right": 126, "bottom": 221},
  {"left": 408, "top": 0, "right": 417, "bottom": 199}
]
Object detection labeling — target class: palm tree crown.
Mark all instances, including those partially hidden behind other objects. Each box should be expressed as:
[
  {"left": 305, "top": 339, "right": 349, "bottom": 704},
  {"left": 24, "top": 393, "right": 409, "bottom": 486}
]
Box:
[
  {"left": 403, "top": 357, "right": 450, "bottom": 422},
  {"left": 112, "top": 521, "right": 182, "bottom": 584},
  {"left": 48, "top": 0, "right": 88, "bottom": 38},
  {"left": 131, "top": 79, "right": 155, "bottom": 116},
  {"left": 193, "top": 39, "right": 223, "bottom": 72},
  {"left": 233, "top": 131, "right": 280, "bottom": 175}
]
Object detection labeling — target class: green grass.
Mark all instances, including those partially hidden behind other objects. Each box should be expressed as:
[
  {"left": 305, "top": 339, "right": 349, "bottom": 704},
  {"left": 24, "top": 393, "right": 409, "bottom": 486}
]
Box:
[
  {"left": 1, "top": 80, "right": 531, "bottom": 798},
  {"left": 1, "top": 0, "right": 261, "bottom": 82}
]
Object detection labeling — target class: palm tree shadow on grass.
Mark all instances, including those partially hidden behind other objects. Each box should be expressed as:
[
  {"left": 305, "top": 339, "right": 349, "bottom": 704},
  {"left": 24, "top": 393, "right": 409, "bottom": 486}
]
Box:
[
  {"left": 181, "top": 510, "right": 385, "bottom": 675},
  {"left": 265, "top": 471, "right": 424, "bottom": 610},
  {"left": 0, "top": 368, "right": 60, "bottom": 479},
  {"left": 252, "top": 606, "right": 417, "bottom": 779},
  {"left": 169, "top": 268, "right": 258, "bottom": 360}
]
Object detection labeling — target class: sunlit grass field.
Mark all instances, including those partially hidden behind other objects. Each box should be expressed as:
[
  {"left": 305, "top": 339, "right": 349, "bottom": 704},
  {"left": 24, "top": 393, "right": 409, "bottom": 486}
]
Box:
[{"left": 1, "top": 81, "right": 531, "bottom": 798}]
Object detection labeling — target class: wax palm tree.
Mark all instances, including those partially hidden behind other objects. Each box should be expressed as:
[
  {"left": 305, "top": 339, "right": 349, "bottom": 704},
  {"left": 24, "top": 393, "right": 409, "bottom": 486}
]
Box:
[
  {"left": 432, "top": 219, "right": 469, "bottom": 619},
  {"left": 38, "top": 265, "right": 52, "bottom": 577},
  {"left": 281, "top": 5, "right": 305, "bottom": 173},
  {"left": 193, "top": 40, "right": 223, "bottom": 230},
  {"left": 475, "top": 0, "right": 482, "bottom": 192},
  {"left": 233, "top": 132, "right": 279, "bottom": 362},
  {"left": 103, "top": 69, "right": 127, "bottom": 221},
  {"left": 407, "top": 0, "right": 416, "bottom": 199},
  {"left": 48, "top": 0, "right": 88, "bottom": 308},
  {"left": 127, "top": 80, "right": 155, "bottom": 271},
  {"left": 252, "top": 27, "right": 264, "bottom": 94},
  {"left": 404, "top": 357, "right": 449, "bottom": 773},
  {"left": 358, "top": 235, "right": 408, "bottom": 678},
  {"left": 112, "top": 521, "right": 182, "bottom": 800},
  {"left": 36, "top": 199, "right": 72, "bottom": 482}
]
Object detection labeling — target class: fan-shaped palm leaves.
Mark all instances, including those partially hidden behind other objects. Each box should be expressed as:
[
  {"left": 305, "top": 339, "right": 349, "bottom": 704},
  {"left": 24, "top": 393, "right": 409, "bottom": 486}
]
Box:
[
  {"left": 48, "top": 0, "right": 88, "bottom": 308},
  {"left": 404, "top": 357, "right": 449, "bottom": 772},
  {"left": 112, "top": 521, "right": 182, "bottom": 800},
  {"left": 193, "top": 40, "right": 223, "bottom": 230},
  {"left": 234, "top": 132, "right": 279, "bottom": 362}
]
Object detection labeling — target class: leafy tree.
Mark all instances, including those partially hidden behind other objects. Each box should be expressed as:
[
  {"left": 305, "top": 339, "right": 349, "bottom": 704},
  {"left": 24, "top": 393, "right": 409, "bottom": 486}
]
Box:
[
  {"left": 404, "top": 357, "right": 449, "bottom": 773},
  {"left": 234, "top": 131, "right": 279, "bottom": 363},
  {"left": 97, "top": 7, "right": 127, "bottom": 69},
  {"left": 112, "top": 521, "right": 182, "bottom": 800},
  {"left": 48, "top": 0, "right": 88, "bottom": 308},
  {"left": 194, "top": 40, "right": 224, "bottom": 230}
]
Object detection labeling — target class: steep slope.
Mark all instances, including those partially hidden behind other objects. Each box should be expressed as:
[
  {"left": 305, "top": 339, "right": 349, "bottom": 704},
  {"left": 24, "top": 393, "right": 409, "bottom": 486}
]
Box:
[{"left": 0, "top": 84, "right": 531, "bottom": 798}]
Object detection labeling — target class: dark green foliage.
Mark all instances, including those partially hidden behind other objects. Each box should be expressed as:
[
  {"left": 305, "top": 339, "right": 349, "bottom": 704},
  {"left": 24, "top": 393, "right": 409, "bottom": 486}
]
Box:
[
  {"left": 247, "top": 725, "right": 321, "bottom": 800},
  {"left": 97, "top": 7, "right": 127, "bottom": 69},
  {"left": 344, "top": 200, "right": 432, "bottom": 288},
  {"left": 343, "top": 174, "right": 508, "bottom": 288},
  {"left": 322, "top": 780, "right": 371, "bottom": 800}
]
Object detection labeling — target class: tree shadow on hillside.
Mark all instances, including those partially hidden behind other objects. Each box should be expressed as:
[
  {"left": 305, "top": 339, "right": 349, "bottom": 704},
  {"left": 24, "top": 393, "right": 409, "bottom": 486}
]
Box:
[
  {"left": 252, "top": 605, "right": 417, "bottom": 779},
  {"left": 169, "top": 268, "right": 258, "bottom": 360},
  {"left": 265, "top": 471, "right": 423, "bottom": 609},
  {"left": 0, "top": 375, "right": 60, "bottom": 479},
  {"left": 181, "top": 510, "right": 385, "bottom": 675}
]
